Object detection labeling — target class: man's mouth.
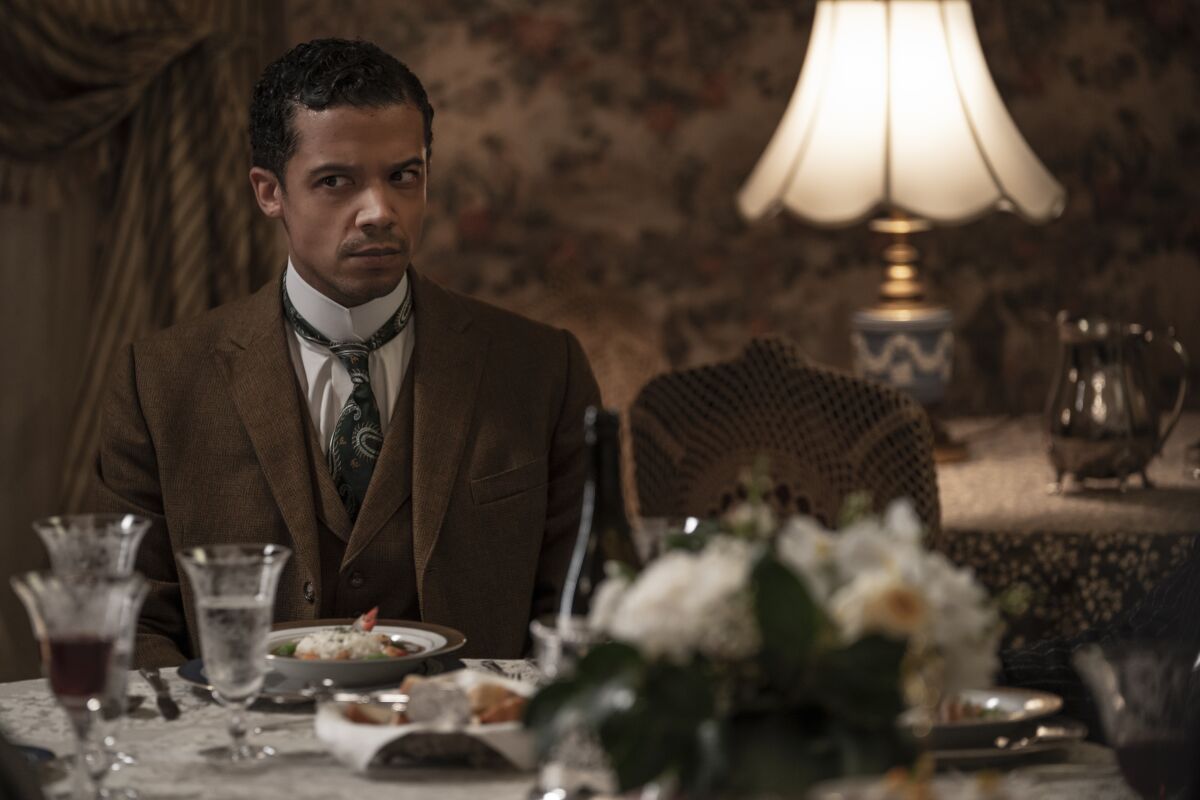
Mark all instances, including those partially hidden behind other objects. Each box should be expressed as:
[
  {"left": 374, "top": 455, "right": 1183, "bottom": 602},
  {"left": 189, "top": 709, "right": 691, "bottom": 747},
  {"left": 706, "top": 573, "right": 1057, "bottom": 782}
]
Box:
[{"left": 349, "top": 247, "right": 404, "bottom": 258}]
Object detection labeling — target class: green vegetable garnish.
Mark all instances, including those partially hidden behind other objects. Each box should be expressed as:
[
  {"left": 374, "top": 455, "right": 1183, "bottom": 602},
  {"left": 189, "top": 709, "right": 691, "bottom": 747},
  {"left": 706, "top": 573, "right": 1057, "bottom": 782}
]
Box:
[{"left": 272, "top": 641, "right": 298, "bottom": 657}]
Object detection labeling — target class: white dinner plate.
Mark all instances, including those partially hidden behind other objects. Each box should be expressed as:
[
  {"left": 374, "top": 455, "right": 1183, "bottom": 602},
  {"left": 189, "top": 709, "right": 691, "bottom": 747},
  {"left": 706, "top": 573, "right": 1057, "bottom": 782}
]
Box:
[
  {"left": 902, "top": 687, "right": 1063, "bottom": 750},
  {"left": 177, "top": 654, "right": 451, "bottom": 706},
  {"left": 264, "top": 618, "right": 467, "bottom": 688}
]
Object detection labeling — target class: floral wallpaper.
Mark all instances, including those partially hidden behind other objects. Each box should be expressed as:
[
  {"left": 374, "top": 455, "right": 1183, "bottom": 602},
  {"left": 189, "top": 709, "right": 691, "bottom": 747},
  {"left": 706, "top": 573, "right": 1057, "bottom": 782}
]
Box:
[{"left": 286, "top": 0, "right": 1200, "bottom": 415}]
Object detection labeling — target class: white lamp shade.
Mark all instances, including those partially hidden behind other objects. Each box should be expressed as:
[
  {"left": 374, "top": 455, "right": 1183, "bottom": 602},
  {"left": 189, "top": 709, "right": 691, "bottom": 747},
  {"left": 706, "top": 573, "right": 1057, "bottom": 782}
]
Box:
[{"left": 738, "top": 0, "right": 1066, "bottom": 226}]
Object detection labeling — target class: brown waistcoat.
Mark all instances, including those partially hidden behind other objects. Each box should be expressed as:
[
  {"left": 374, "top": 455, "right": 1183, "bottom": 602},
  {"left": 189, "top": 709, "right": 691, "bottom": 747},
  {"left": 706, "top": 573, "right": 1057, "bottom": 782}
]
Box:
[{"left": 304, "top": 364, "right": 419, "bottom": 621}]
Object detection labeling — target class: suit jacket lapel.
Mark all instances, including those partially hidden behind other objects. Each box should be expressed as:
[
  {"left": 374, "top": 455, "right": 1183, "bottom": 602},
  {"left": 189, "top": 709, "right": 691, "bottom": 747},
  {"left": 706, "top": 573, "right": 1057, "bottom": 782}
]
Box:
[
  {"left": 213, "top": 280, "right": 324, "bottom": 599},
  {"left": 408, "top": 269, "right": 488, "bottom": 590}
]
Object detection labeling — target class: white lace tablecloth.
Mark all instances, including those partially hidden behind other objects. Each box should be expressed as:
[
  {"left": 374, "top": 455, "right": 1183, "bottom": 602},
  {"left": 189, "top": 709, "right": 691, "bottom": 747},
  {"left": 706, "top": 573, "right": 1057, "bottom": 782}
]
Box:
[
  {"left": 0, "top": 662, "right": 1137, "bottom": 800},
  {"left": 0, "top": 661, "right": 539, "bottom": 800}
]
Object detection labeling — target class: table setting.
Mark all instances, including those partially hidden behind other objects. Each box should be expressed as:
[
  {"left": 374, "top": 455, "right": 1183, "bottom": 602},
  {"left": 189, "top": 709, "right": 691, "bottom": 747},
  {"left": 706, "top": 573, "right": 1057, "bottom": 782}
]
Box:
[
  {"left": 0, "top": 660, "right": 1141, "bottom": 800},
  {"left": 0, "top": 481, "right": 1190, "bottom": 799}
]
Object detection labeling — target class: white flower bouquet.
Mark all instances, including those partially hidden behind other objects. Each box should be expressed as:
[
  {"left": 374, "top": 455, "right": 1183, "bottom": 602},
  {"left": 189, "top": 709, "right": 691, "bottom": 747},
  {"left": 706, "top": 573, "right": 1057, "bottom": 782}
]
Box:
[{"left": 526, "top": 487, "right": 1002, "bottom": 798}]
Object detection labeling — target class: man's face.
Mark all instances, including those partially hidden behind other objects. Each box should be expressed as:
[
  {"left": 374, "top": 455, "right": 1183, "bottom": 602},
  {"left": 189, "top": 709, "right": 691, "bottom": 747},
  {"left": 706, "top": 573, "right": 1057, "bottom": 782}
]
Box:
[{"left": 250, "top": 103, "right": 427, "bottom": 307}]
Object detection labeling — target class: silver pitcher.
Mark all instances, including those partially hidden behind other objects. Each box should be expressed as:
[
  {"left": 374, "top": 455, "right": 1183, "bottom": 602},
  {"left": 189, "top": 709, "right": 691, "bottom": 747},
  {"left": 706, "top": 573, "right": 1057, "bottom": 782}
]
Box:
[{"left": 1046, "top": 311, "right": 1189, "bottom": 491}]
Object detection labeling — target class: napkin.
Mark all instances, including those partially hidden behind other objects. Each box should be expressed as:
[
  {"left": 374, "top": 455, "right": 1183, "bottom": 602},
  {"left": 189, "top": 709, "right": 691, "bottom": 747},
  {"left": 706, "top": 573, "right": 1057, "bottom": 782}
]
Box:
[{"left": 314, "top": 669, "right": 537, "bottom": 772}]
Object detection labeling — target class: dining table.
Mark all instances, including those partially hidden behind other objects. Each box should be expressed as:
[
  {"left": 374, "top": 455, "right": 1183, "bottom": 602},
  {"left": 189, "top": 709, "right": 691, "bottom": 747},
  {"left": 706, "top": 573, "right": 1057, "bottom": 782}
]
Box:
[
  {"left": 0, "top": 659, "right": 1142, "bottom": 800},
  {"left": 933, "top": 412, "right": 1200, "bottom": 648}
]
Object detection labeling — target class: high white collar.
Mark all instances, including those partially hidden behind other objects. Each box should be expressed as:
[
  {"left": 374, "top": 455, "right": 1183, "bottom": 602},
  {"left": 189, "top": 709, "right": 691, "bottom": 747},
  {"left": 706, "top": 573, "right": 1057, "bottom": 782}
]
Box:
[{"left": 284, "top": 259, "right": 409, "bottom": 343}]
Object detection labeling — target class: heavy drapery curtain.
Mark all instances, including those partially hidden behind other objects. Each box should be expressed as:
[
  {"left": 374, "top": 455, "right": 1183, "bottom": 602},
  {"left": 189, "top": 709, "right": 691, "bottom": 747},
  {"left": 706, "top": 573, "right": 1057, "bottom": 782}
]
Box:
[{"left": 0, "top": 0, "right": 286, "bottom": 511}]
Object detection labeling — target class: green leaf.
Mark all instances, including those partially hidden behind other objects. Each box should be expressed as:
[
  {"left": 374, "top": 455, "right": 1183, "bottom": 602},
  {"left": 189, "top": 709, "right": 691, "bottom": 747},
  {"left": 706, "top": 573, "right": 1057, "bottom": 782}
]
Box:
[
  {"left": 829, "top": 718, "right": 914, "bottom": 777},
  {"left": 574, "top": 641, "right": 643, "bottom": 682},
  {"left": 722, "top": 710, "right": 837, "bottom": 797},
  {"left": 752, "top": 552, "right": 826, "bottom": 683},
  {"left": 523, "top": 643, "right": 646, "bottom": 760},
  {"left": 523, "top": 678, "right": 585, "bottom": 755},
  {"left": 598, "top": 659, "right": 716, "bottom": 792},
  {"left": 811, "top": 635, "right": 907, "bottom": 728},
  {"left": 838, "top": 491, "right": 875, "bottom": 528}
]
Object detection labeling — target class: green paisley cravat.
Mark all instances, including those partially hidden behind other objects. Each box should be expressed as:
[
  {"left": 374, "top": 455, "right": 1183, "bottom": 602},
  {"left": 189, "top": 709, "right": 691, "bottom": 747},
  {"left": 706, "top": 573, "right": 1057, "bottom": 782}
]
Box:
[{"left": 282, "top": 276, "right": 413, "bottom": 521}]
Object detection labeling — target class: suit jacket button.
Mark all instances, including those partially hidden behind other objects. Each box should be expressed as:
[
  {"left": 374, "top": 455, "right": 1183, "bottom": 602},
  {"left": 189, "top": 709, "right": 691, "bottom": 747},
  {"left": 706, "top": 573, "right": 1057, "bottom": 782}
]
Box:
[
  {"left": 348, "top": 571, "right": 365, "bottom": 589},
  {"left": 303, "top": 580, "right": 315, "bottom": 603}
]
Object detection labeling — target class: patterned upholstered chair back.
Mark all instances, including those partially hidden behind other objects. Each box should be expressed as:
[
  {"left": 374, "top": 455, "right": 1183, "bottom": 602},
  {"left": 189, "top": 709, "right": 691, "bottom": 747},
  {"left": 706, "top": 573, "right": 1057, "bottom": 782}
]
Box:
[{"left": 630, "top": 337, "right": 941, "bottom": 531}]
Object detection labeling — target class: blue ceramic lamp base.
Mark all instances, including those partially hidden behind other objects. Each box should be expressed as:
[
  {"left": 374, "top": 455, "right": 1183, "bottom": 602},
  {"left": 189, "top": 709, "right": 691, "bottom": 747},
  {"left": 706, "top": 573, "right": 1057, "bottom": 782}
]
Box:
[
  {"left": 850, "top": 214, "right": 968, "bottom": 463},
  {"left": 851, "top": 305, "right": 952, "bottom": 406},
  {"left": 851, "top": 303, "right": 968, "bottom": 462}
]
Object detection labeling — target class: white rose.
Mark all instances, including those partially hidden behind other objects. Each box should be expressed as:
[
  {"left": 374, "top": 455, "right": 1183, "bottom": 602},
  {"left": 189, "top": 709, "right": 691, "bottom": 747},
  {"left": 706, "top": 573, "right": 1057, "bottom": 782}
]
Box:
[
  {"left": 607, "top": 552, "right": 701, "bottom": 662},
  {"left": 916, "top": 554, "right": 996, "bottom": 648},
  {"left": 724, "top": 501, "right": 778, "bottom": 539},
  {"left": 776, "top": 516, "right": 838, "bottom": 601},
  {"left": 829, "top": 571, "right": 929, "bottom": 642},
  {"left": 941, "top": 627, "right": 1002, "bottom": 692},
  {"left": 882, "top": 499, "right": 923, "bottom": 546},
  {"left": 689, "top": 538, "right": 761, "bottom": 660},
  {"left": 606, "top": 538, "right": 760, "bottom": 663},
  {"left": 833, "top": 520, "right": 898, "bottom": 580},
  {"left": 588, "top": 573, "right": 630, "bottom": 634},
  {"left": 896, "top": 551, "right": 1000, "bottom": 690}
]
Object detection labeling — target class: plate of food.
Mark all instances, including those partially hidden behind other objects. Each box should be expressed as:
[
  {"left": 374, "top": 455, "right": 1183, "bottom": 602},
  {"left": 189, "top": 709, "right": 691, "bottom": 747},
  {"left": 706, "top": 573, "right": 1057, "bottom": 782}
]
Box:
[
  {"left": 902, "top": 687, "right": 1064, "bottom": 750},
  {"left": 315, "top": 669, "right": 535, "bottom": 771},
  {"left": 264, "top": 609, "right": 467, "bottom": 687}
]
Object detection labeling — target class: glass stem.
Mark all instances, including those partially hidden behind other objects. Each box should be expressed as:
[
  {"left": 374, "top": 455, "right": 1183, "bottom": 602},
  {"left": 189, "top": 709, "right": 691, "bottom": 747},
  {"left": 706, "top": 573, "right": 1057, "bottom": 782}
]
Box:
[
  {"left": 67, "top": 705, "right": 99, "bottom": 800},
  {"left": 227, "top": 704, "right": 251, "bottom": 761}
]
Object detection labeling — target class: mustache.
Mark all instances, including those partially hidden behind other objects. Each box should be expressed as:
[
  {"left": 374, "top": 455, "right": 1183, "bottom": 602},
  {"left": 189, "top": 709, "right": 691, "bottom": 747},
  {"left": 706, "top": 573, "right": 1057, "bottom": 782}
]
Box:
[{"left": 339, "top": 238, "right": 410, "bottom": 257}]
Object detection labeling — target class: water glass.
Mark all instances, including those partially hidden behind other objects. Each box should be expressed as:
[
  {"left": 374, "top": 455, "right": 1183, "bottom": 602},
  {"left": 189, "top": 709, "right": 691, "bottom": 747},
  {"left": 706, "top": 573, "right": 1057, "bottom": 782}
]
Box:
[
  {"left": 34, "top": 513, "right": 151, "bottom": 770},
  {"left": 178, "top": 544, "right": 290, "bottom": 762},
  {"left": 1073, "top": 641, "right": 1200, "bottom": 799},
  {"left": 11, "top": 572, "right": 147, "bottom": 800},
  {"left": 528, "top": 615, "right": 614, "bottom": 800},
  {"left": 529, "top": 615, "right": 600, "bottom": 683},
  {"left": 33, "top": 514, "right": 150, "bottom": 578}
]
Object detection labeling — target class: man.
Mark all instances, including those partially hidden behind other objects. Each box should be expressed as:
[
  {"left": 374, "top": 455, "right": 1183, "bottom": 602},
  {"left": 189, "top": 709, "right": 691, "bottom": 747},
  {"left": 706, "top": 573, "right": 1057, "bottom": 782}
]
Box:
[{"left": 92, "top": 38, "right": 600, "bottom": 666}]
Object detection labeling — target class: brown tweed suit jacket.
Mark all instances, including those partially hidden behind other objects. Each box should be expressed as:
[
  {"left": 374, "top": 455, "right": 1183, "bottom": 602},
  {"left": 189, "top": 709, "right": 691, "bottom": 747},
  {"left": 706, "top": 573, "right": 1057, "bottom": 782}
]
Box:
[{"left": 92, "top": 268, "right": 600, "bottom": 667}]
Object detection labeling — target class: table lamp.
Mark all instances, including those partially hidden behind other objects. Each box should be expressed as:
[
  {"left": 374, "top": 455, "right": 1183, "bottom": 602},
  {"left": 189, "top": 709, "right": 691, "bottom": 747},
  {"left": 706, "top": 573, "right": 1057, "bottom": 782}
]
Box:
[{"left": 738, "top": 0, "right": 1065, "bottom": 461}]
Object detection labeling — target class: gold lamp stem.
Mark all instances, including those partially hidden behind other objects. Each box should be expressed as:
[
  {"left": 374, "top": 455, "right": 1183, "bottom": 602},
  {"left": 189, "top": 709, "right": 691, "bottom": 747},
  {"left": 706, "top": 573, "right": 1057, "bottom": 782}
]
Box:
[{"left": 869, "top": 212, "right": 931, "bottom": 308}]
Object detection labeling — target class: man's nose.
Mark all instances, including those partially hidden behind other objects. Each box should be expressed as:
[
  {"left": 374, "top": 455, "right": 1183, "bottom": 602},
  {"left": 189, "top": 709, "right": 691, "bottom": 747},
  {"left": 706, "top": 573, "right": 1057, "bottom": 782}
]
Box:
[{"left": 356, "top": 185, "right": 397, "bottom": 230}]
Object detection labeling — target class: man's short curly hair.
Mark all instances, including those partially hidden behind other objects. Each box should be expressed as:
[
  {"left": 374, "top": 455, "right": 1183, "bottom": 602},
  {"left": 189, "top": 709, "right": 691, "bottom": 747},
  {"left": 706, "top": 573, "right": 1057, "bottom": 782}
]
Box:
[{"left": 250, "top": 38, "right": 434, "bottom": 183}]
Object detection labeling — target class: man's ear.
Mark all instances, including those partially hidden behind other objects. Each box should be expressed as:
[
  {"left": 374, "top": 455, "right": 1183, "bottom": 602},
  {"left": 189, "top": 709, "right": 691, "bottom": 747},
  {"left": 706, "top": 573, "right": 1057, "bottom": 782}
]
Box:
[{"left": 249, "top": 167, "right": 285, "bottom": 218}]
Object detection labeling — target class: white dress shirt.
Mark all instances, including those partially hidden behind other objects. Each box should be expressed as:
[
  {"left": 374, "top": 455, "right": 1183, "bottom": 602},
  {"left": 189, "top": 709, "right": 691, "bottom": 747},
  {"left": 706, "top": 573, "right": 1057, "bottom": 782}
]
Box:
[{"left": 284, "top": 261, "right": 415, "bottom": 455}]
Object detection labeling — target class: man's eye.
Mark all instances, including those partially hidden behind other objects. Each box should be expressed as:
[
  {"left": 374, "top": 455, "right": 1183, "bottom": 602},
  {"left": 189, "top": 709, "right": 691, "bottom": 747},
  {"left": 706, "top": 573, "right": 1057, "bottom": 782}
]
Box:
[
  {"left": 393, "top": 170, "right": 420, "bottom": 184},
  {"left": 318, "top": 176, "right": 346, "bottom": 188}
]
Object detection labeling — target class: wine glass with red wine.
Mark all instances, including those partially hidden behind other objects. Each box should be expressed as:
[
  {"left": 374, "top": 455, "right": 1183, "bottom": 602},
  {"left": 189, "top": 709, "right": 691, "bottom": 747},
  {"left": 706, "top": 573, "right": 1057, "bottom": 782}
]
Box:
[
  {"left": 1074, "top": 641, "right": 1198, "bottom": 800},
  {"left": 11, "top": 572, "right": 147, "bottom": 800}
]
